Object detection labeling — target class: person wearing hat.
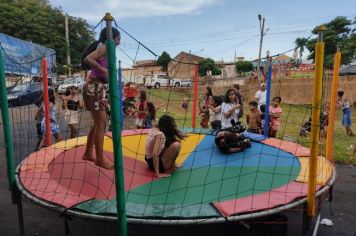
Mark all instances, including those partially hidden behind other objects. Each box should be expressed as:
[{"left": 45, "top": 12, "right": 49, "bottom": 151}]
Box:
[
  {"left": 337, "top": 89, "right": 354, "bottom": 136},
  {"left": 255, "top": 83, "right": 267, "bottom": 110}
]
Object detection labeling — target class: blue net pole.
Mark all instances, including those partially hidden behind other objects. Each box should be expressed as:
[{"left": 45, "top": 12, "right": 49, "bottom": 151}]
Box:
[{"left": 264, "top": 62, "right": 272, "bottom": 137}]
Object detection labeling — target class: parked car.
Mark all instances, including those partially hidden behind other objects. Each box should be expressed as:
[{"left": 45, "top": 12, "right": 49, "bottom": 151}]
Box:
[
  {"left": 180, "top": 79, "right": 192, "bottom": 87},
  {"left": 57, "top": 77, "right": 85, "bottom": 94},
  {"left": 145, "top": 74, "right": 181, "bottom": 88},
  {"left": 7, "top": 82, "right": 53, "bottom": 107},
  {"left": 339, "top": 65, "right": 356, "bottom": 76}
]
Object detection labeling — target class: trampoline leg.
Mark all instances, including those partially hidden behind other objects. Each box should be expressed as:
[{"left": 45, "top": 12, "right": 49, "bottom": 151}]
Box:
[
  {"left": 12, "top": 189, "right": 25, "bottom": 236},
  {"left": 302, "top": 203, "right": 319, "bottom": 236}
]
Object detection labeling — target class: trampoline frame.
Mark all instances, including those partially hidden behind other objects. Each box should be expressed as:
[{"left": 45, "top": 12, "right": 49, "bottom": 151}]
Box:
[{"left": 15, "top": 161, "right": 336, "bottom": 226}]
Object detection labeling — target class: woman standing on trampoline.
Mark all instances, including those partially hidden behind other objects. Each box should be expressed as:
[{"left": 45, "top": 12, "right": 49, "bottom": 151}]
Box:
[
  {"left": 81, "top": 27, "right": 121, "bottom": 169},
  {"left": 145, "top": 115, "right": 185, "bottom": 177}
]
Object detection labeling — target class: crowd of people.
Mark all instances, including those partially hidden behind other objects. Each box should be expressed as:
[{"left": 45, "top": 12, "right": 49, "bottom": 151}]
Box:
[
  {"left": 194, "top": 83, "right": 282, "bottom": 138},
  {"left": 31, "top": 26, "right": 355, "bottom": 178}
]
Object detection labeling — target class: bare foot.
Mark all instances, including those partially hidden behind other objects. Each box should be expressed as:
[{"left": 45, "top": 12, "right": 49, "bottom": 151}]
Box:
[
  {"left": 82, "top": 151, "right": 96, "bottom": 162},
  {"left": 174, "top": 163, "right": 183, "bottom": 168},
  {"left": 95, "top": 158, "right": 114, "bottom": 170}
]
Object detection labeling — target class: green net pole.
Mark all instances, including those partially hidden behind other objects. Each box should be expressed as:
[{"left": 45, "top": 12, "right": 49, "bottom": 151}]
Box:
[
  {"left": 104, "top": 13, "right": 127, "bottom": 236},
  {"left": 0, "top": 48, "right": 16, "bottom": 191}
]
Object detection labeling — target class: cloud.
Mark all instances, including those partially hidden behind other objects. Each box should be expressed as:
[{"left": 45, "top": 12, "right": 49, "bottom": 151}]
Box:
[{"left": 50, "top": 0, "right": 219, "bottom": 22}]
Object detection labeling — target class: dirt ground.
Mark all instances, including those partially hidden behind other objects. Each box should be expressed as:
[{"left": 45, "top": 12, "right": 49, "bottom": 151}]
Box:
[{"left": 0, "top": 104, "right": 355, "bottom": 235}]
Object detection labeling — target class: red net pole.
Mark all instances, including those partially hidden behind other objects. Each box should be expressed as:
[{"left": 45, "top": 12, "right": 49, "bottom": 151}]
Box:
[
  {"left": 41, "top": 57, "right": 51, "bottom": 147},
  {"left": 192, "top": 64, "right": 198, "bottom": 129}
]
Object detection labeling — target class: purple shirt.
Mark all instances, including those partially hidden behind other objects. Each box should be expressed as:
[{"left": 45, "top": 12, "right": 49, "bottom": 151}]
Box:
[{"left": 91, "top": 57, "right": 108, "bottom": 82}]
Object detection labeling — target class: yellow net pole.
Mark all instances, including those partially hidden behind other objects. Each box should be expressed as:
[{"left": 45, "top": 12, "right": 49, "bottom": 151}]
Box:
[
  {"left": 307, "top": 25, "right": 325, "bottom": 217},
  {"left": 326, "top": 49, "right": 341, "bottom": 161}
]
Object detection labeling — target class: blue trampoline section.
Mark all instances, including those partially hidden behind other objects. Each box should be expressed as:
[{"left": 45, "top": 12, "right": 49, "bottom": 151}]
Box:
[{"left": 182, "top": 135, "right": 301, "bottom": 170}]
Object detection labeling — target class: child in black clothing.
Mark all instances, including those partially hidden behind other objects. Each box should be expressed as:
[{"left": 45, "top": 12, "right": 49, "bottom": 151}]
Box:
[{"left": 259, "top": 104, "right": 266, "bottom": 134}]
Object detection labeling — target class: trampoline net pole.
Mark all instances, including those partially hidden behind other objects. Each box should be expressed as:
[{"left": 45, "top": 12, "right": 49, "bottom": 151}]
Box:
[
  {"left": 325, "top": 49, "right": 341, "bottom": 161},
  {"left": 307, "top": 25, "right": 325, "bottom": 217},
  {"left": 104, "top": 13, "right": 128, "bottom": 236},
  {"left": 192, "top": 64, "right": 198, "bottom": 128},
  {"left": 41, "top": 57, "right": 51, "bottom": 147},
  {"left": 263, "top": 56, "right": 272, "bottom": 138},
  {"left": 0, "top": 47, "right": 16, "bottom": 191}
]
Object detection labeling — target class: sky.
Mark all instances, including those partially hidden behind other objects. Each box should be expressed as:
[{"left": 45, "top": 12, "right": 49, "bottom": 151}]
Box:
[{"left": 50, "top": 0, "right": 356, "bottom": 68}]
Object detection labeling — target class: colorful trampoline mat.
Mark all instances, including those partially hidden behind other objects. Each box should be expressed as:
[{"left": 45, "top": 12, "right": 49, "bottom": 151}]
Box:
[{"left": 18, "top": 130, "right": 333, "bottom": 219}]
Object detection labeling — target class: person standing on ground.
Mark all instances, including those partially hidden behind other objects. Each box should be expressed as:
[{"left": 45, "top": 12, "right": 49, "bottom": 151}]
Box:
[
  {"left": 199, "top": 87, "right": 213, "bottom": 128},
  {"left": 81, "top": 27, "right": 121, "bottom": 170},
  {"left": 246, "top": 101, "right": 261, "bottom": 134},
  {"left": 38, "top": 89, "right": 63, "bottom": 149},
  {"left": 255, "top": 83, "right": 267, "bottom": 111},
  {"left": 337, "top": 89, "right": 354, "bottom": 136},
  {"left": 61, "top": 86, "right": 84, "bottom": 138},
  {"left": 269, "top": 96, "right": 282, "bottom": 138},
  {"left": 233, "top": 84, "right": 244, "bottom": 119},
  {"left": 135, "top": 89, "right": 148, "bottom": 129},
  {"left": 208, "top": 96, "right": 222, "bottom": 131},
  {"left": 221, "top": 89, "right": 241, "bottom": 129}
]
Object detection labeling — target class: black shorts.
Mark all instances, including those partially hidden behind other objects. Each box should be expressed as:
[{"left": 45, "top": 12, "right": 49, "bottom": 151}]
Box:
[{"left": 145, "top": 155, "right": 165, "bottom": 173}]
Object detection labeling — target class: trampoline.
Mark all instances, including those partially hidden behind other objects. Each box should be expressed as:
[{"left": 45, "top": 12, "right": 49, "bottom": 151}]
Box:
[{"left": 16, "top": 129, "right": 335, "bottom": 224}]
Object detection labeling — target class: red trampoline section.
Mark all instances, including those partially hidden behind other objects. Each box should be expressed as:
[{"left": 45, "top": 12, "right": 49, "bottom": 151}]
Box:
[{"left": 19, "top": 145, "right": 157, "bottom": 208}]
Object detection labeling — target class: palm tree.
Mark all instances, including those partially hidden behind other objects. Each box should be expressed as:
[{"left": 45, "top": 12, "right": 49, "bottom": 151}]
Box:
[{"left": 294, "top": 37, "right": 308, "bottom": 63}]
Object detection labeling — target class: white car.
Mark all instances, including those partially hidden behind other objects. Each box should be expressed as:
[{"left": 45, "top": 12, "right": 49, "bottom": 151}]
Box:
[
  {"left": 57, "top": 77, "right": 85, "bottom": 94},
  {"left": 180, "top": 79, "right": 192, "bottom": 87},
  {"left": 145, "top": 74, "right": 181, "bottom": 88}
]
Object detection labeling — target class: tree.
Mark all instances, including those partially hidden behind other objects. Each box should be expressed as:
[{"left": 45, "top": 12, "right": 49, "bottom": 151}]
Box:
[
  {"left": 198, "top": 58, "right": 221, "bottom": 76},
  {"left": 235, "top": 61, "right": 254, "bottom": 76},
  {"left": 294, "top": 37, "right": 308, "bottom": 63},
  {"left": 303, "top": 16, "right": 355, "bottom": 67},
  {"left": 0, "top": 0, "right": 95, "bottom": 74},
  {"left": 156, "top": 51, "right": 171, "bottom": 71}
]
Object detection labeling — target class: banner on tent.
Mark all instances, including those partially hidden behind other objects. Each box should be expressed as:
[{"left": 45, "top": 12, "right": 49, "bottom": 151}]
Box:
[{"left": 0, "top": 33, "right": 56, "bottom": 77}]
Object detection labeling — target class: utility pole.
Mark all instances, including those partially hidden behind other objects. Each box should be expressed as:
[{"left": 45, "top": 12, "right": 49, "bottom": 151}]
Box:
[
  {"left": 65, "top": 13, "right": 71, "bottom": 77},
  {"left": 257, "top": 14, "right": 265, "bottom": 80}
]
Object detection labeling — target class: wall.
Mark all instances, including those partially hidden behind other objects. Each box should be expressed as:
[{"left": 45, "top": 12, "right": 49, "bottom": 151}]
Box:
[{"left": 209, "top": 75, "right": 356, "bottom": 105}]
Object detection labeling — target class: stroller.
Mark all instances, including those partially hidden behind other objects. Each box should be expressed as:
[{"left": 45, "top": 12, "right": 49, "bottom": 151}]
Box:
[{"left": 299, "top": 111, "right": 329, "bottom": 137}]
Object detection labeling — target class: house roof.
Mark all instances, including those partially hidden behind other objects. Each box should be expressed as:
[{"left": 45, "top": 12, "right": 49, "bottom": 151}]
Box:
[
  {"left": 133, "top": 60, "right": 158, "bottom": 68},
  {"left": 272, "top": 54, "right": 291, "bottom": 62},
  {"left": 173, "top": 52, "right": 204, "bottom": 63}
]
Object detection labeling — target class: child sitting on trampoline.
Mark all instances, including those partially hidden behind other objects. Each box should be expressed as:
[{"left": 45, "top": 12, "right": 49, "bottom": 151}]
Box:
[
  {"left": 215, "top": 130, "right": 251, "bottom": 154},
  {"left": 145, "top": 115, "right": 185, "bottom": 178}
]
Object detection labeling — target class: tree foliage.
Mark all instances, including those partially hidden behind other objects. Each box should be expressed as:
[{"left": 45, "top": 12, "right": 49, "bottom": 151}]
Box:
[
  {"left": 301, "top": 16, "right": 356, "bottom": 67},
  {"left": 156, "top": 51, "right": 171, "bottom": 71},
  {"left": 235, "top": 60, "right": 254, "bottom": 75},
  {"left": 294, "top": 37, "right": 308, "bottom": 63},
  {"left": 0, "top": 0, "right": 95, "bottom": 74},
  {"left": 198, "top": 58, "right": 221, "bottom": 76}
]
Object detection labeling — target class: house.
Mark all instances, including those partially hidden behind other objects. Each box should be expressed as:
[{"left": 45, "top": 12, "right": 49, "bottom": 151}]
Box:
[
  {"left": 167, "top": 52, "right": 204, "bottom": 80},
  {"left": 272, "top": 54, "right": 291, "bottom": 65},
  {"left": 122, "top": 60, "right": 163, "bottom": 84},
  {"left": 216, "top": 61, "right": 237, "bottom": 78}
]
